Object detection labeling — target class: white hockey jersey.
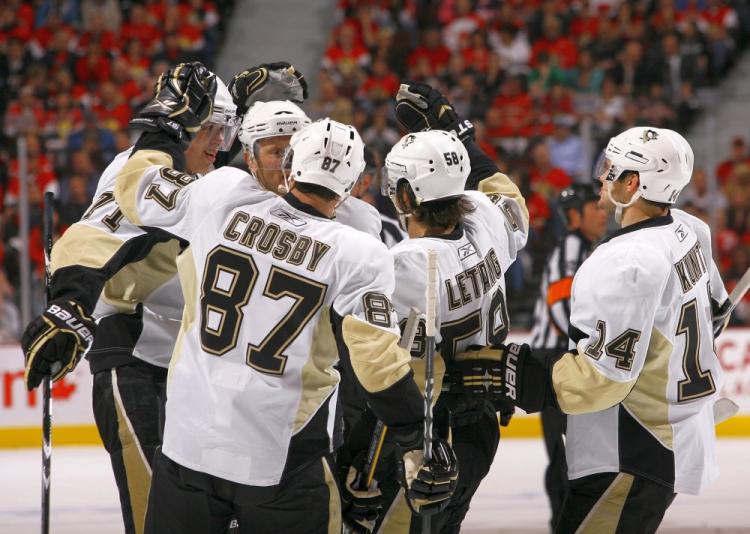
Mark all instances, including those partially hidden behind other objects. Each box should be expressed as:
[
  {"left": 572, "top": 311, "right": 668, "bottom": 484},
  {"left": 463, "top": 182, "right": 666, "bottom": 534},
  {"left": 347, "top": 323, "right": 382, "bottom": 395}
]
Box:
[
  {"left": 113, "top": 144, "right": 423, "bottom": 486},
  {"left": 391, "top": 173, "right": 529, "bottom": 364},
  {"left": 557, "top": 209, "right": 728, "bottom": 494},
  {"left": 51, "top": 147, "right": 184, "bottom": 368}
]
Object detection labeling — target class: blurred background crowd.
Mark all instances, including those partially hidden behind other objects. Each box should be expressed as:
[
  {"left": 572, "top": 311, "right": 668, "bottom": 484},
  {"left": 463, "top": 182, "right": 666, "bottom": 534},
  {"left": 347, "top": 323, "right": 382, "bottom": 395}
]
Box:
[{"left": 1, "top": 0, "right": 749, "bottom": 342}]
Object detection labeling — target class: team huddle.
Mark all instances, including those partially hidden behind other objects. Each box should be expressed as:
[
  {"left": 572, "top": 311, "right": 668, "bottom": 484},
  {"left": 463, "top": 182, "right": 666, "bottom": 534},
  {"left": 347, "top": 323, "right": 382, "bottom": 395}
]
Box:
[{"left": 21, "top": 61, "right": 731, "bottom": 534}]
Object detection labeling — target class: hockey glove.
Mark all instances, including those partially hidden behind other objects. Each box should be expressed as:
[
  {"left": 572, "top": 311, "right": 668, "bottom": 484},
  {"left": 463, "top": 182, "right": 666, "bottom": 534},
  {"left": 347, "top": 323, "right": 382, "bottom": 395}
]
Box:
[
  {"left": 229, "top": 62, "right": 308, "bottom": 114},
  {"left": 21, "top": 300, "right": 96, "bottom": 391},
  {"left": 454, "top": 343, "right": 554, "bottom": 414},
  {"left": 395, "top": 82, "right": 474, "bottom": 142},
  {"left": 341, "top": 461, "right": 385, "bottom": 534},
  {"left": 393, "top": 428, "right": 458, "bottom": 516},
  {"left": 130, "top": 62, "right": 217, "bottom": 146},
  {"left": 449, "top": 350, "right": 504, "bottom": 400},
  {"left": 712, "top": 298, "right": 732, "bottom": 339}
]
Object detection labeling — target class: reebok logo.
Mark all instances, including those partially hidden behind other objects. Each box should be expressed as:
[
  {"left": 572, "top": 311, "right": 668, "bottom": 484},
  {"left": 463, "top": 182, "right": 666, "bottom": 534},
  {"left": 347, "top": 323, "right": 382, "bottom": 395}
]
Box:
[
  {"left": 504, "top": 345, "right": 520, "bottom": 400},
  {"left": 48, "top": 305, "right": 93, "bottom": 345}
]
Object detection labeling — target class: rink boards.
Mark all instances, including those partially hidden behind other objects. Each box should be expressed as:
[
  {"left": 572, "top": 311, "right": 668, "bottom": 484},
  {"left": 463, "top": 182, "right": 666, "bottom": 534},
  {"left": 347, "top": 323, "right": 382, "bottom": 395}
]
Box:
[{"left": 2, "top": 327, "right": 750, "bottom": 448}]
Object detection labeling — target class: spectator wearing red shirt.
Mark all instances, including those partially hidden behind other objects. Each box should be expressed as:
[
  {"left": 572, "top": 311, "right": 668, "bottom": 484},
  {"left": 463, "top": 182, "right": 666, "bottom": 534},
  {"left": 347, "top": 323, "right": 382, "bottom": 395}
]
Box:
[
  {"left": 529, "top": 142, "right": 572, "bottom": 198},
  {"left": 407, "top": 27, "right": 451, "bottom": 76},
  {"left": 442, "top": 0, "right": 486, "bottom": 51},
  {"left": 75, "top": 41, "right": 112, "bottom": 85},
  {"left": 530, "top": 16, "right": 578, "bottom": 69},
  {"left": 5, "top": 134, "right": 58, "bottom": 207},
  {"left": 93, "top": 81, "right": 131, "bottom": 131},
  {"left": 77, "top": 11, "right": 120, "bottom": 54},
  {"left": 120, "top": 4, "right": 162, "bottom": 53},
  {"left": 461, "top": 31, "right": 493, "bottom": 73},
  {"left": 716, "top": 136, "right": 750, "bottom": 184},
  {"left": 122, "top": 39, "right": 152, "bottom": 80},
  {"left": 322, "top": 23, "right": 371, "bottom": 71},
  {"left": 359, "top": 59, "right": 400, "bottom": 100},
  {"left": 488, "top": 76, "right": 534, "bottom": 138}
]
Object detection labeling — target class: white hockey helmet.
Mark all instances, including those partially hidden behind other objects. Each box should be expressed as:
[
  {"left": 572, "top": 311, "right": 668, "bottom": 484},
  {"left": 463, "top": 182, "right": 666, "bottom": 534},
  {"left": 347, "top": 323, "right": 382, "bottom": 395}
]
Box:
[
  {"left": 207, "top": 76, "right": 240, "bottom": 151},
  {"left": 595, "top": 126, "right": 694, "bottom": 205},
  {"left": 238, "top": 100, "right": 311, "bottom": 157},
  {"left": 381, "top": 130, "right": 469, "bottom": 213},
  {"left": 283, "top": 118, "right": 365, "bottom": 197}
]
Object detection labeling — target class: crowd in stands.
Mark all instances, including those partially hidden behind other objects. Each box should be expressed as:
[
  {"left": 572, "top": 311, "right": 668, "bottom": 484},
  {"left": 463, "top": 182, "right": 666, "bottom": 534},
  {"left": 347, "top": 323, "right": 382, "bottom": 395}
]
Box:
[
  {"left": 1, "top": 0, "right": 750, "bottom": 341},
  {"left": 0, "top": 0, "right": 234, "bottom": 341},
  {"left": 313, "top": 0, "right": 750, "bottom": 326}
]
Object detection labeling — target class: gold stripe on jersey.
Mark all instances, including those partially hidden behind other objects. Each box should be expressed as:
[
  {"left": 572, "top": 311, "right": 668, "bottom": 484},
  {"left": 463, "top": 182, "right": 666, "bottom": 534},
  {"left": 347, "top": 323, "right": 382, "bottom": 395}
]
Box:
[
  {"left": 293, "top": 309, "right": 339, "bottom": 433},
  {"left": 101, "top": 240, "right": 181, "bottom": 313},
  {"left": 577, "top": 472, "right": 634, "bottom": 534},
  {"left": 322, "top": 456, "right": 342, "bottom": 534},
  {"left": 622, "top": 327, "right": 674, "bottom": 449},
  {"left": 477, "top": 171, "right": 529, "bottom": 231},
  {"left": 553, "top": 347, "right": 636, "bottom": 414},
  {"left": 170, "top": 247, "right": 197, "bottom": 378},
  {"left": 341, "top": 315, "right": 412, "bottom": 393},
  {"left": 115, "top": 149, "right": 174, "bottom": 226},
  {"left": 50, "top": 223, "right": 125, "bottom": 272},
  {"left": 112, "top": 369, "right": 151, "bottom": 534}
]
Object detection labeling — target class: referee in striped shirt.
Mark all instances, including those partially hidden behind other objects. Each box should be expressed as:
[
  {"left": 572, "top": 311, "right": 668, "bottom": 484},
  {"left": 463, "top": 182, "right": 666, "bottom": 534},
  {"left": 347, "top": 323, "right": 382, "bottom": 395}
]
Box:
[{"left": 529, "top": 183, "right": 607, "bottom": 530}]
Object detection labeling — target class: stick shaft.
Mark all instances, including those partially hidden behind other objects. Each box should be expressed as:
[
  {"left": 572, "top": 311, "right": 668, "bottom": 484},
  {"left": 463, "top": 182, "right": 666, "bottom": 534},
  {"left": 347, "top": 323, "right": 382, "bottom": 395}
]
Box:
[
  {"left": 41, "top": 192, "right": 54, "bottom": 534},
  {"left": 423, "top": 250, "right": 438, "bottom": 462}
]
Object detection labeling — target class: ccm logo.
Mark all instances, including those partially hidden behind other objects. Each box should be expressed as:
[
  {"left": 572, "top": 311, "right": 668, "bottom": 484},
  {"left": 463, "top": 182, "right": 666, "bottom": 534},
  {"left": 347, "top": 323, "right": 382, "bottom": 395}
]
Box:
[
  {"left": 49, "top": 305, "right": 93, "bottom": 344},
  {"left": 504, "top": 344, "right": 521, "bottom": 400}
]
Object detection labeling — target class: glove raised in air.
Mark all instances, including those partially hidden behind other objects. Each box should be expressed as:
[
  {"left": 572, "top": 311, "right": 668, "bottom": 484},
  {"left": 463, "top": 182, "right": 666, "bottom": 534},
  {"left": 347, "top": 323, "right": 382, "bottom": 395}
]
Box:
[
  {"left": 21, "top": 300, "right": 96, "bottom": 391},
  {"left": 229, "top": 62, "right": 308, "bottom": 114},
  {"left": 130, "top": 61, "right": 217, "bottom": 145},
  {"left": 395, "top": 82, "right": 475, "bottom": 142}
]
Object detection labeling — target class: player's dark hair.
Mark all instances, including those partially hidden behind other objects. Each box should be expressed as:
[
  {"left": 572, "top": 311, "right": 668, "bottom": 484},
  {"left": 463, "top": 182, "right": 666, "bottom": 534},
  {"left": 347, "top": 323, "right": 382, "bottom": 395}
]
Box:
[
  {"left": 295, "top": 181, "right": 339, "bottom": 201},
  {"left": 413, "top": 196, "right": 475, "bottom": 229}
]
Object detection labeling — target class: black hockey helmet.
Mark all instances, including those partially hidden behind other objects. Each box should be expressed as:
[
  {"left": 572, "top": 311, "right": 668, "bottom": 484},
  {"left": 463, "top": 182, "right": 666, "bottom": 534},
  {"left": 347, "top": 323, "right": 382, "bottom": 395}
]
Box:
[{"left": 557, "top": 183, "right": 600, "bottom": 226}]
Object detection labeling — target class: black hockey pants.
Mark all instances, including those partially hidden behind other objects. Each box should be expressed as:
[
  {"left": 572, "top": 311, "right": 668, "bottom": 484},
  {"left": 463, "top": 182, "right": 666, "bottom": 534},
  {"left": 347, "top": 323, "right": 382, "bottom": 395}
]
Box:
[
  {"left": 92, "top": 360, "right": 167, "bottom": 534},
  {"left": 556, "top": 472, "right": 676, "bottom": 534}
]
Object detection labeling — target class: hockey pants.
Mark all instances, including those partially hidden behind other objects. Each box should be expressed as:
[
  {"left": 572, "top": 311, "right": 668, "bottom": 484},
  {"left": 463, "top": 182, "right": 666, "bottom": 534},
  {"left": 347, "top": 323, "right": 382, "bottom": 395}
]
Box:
[
  {"left": 92, "top": 360, "right": 167, "bottom": 534},
  {"left": 556, "top": 472, "right": 676, "bottom": 534},
  {"left": 145, "top": 449, "right": 341, "bottom": 534}
]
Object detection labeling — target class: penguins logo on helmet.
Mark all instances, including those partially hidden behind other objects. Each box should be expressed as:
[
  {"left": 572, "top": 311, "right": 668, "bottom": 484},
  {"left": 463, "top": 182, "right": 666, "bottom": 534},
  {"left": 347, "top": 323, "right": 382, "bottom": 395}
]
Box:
[
  {"left": 641, "top": 129, "right": 659, "bottom": 143},
  {"left": 402, "top": 134, "right": 417, "bottom": 149}
]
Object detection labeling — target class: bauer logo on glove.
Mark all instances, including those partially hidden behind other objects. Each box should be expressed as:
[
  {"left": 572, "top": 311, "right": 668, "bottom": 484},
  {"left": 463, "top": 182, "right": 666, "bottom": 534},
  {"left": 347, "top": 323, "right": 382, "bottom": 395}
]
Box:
[{"left": 21, "top": 300, "right": 97, "bottom": 391}]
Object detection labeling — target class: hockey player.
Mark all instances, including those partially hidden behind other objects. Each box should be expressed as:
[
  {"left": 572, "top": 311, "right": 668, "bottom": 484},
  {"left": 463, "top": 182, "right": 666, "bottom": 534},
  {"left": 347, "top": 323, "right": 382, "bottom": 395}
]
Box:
[
  {"left": 238, "top": 99, "right": 382, "bottom": 239},
  {"left": 482, "top": 126, "right": 729, "bottom": 533},
  {"left": 341, "top": 83, "right": 529, "bottom": 534},
  {"left": 20, "top": 62, "right": 304, "bottom": 534},
  {"left": 529, "top": 183, "right": 607, "bottom": 530},
  {"left": 109, "top": 63, "right": 458, "bottom": 533}
]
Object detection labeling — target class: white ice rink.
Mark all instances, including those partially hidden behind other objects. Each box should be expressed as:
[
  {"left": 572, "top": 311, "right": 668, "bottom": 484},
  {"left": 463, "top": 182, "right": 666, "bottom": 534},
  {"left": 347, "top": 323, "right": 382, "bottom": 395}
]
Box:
[{"left": 1, "top": 439, "right": 749, "bottom": 533}]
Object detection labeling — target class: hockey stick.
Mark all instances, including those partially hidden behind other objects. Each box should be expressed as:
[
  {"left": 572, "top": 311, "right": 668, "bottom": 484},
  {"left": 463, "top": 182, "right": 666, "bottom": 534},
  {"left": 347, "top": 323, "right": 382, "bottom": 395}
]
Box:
[
  {"left": 342, "top": 309, "right": 422, "bottom": 534},
  {"left": 353, "top": 307, "right": 421, "bottom": 491},
  {"left": 422, "top": 250, "right": 438, "bottom": 534},
  {"left": 726, "top": 265, "right": 750, "bottom": 316},
  {"left": 41, "top": 191, "right": 54, "bottom": 534},
  {"left": 710, "top": 267, "right": 750, "bottom": 426}
]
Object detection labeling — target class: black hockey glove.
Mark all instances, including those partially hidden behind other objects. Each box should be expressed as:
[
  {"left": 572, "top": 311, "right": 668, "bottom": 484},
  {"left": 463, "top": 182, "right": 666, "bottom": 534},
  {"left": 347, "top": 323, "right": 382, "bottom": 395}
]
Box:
[
  {"left": 229, "top": 62, "right": 308, "bottom": 115},
  {"left": 21, "top": 300, "right": 96, "bottom": 391},
  {"left": 454, "top": 344, "right": 554, "bottom": 414},
  {"left": 395, "top": 82, "right": 474, "bottom": 142},
  {"left": 341, "top": 453, "right": 385, "bottom": 534},
  {"left": 712, "top": 298, "right": 732, "bottom": 338},
  {"left": 130, "top": 62, "right": 217, "bottom": 146},
  {"left": 392, "top": 427, "right": 458, "bottom": 516}
]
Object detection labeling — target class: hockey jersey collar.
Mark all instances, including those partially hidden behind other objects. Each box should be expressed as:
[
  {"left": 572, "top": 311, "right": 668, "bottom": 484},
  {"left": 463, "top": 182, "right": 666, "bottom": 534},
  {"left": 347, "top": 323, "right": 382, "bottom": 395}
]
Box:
[
  {"left": 425, "top": 222, "right": 464, "bottom": 241},
  {"left": 283, "top": 192, "right": 333, "bottom": 220},
  {"left": 600, "top": 212, "right": 673, "bottom": 245}
]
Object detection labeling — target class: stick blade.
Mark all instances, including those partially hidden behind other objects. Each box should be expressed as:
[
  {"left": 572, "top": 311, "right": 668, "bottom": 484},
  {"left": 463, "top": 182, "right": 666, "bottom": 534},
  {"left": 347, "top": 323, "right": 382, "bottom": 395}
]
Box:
[{"left": 713, "top": 397, "right": 739, "bottom": 425}]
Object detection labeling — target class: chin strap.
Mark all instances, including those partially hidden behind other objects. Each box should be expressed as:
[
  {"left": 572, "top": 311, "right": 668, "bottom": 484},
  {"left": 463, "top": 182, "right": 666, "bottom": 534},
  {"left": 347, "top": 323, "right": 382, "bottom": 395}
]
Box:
[{"left": 607, "top": 182, "right": 642, "bottom": 224}]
